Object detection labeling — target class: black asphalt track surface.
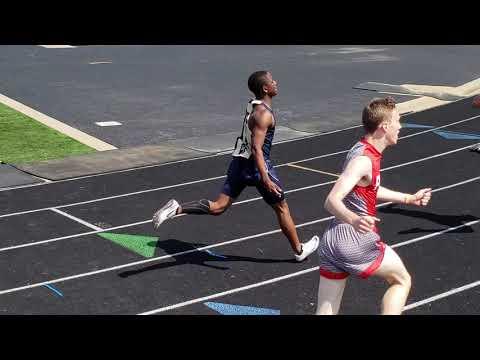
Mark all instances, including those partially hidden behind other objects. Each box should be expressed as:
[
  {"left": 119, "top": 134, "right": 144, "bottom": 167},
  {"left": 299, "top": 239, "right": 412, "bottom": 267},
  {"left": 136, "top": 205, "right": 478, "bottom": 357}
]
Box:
[{"left": 0, "top": 97, "right": 478, "bottom": 314}]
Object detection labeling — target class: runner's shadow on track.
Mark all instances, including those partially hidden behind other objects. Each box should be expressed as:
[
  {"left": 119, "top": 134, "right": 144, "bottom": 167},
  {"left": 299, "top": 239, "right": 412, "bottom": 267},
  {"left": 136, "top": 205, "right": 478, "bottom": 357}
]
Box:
[
  {"left": 378, "top": 204, "right": 479, "bottom": 234},
  {"left": 118, "top": 238, "right": 297, "bottom": 278}
]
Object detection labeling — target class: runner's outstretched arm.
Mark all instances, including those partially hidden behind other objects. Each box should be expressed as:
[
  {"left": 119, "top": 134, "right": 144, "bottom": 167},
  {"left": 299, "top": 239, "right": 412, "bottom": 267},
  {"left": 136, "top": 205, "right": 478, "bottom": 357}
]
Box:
[{"left": 377, "top": 186, "right": 432, "bottom": 206}]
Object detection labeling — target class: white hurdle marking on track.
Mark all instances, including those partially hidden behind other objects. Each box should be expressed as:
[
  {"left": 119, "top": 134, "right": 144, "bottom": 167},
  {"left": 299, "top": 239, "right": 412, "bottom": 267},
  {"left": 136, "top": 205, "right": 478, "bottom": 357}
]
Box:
[{"left": 50, "top": 208, "right": 102, "bottom": 231}]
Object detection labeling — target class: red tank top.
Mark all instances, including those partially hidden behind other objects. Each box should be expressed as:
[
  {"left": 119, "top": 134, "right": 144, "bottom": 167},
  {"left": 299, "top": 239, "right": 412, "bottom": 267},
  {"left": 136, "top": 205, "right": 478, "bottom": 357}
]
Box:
[{"left": 342, "top": 138, "right": 382, "bottom": 218}]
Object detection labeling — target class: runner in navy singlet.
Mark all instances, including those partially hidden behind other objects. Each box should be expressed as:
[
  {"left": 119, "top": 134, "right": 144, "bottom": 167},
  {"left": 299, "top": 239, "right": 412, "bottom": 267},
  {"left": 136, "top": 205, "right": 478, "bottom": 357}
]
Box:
[{"left": 152, "top": 71, "right": 319, "bottom": 262}]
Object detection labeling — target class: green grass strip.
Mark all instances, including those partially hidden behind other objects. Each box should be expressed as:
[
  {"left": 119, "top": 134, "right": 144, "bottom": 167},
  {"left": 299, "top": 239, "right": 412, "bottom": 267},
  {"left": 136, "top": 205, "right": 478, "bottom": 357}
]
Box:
[{"left": 0, "top": 102, "right": 95, "bottom": 164}]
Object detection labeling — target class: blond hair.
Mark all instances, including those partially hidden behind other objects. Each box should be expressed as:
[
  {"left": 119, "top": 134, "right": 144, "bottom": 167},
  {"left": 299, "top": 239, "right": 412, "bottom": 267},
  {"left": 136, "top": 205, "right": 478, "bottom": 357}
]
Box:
[{"left": 362, "top": 96, "right": 396, "bottom": 133}]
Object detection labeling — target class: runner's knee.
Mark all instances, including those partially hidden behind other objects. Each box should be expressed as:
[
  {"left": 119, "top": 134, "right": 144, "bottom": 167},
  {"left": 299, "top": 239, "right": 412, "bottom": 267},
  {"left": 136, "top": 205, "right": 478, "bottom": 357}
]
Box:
[
  {"left": 387, "top": 269, "right": 411, "bottom": 290},
  {"left": 402, "top": 271, "right": 412, "bottom": 290},
  {"left": 272, "top": 200, "right": 289, "bottom": 215}
]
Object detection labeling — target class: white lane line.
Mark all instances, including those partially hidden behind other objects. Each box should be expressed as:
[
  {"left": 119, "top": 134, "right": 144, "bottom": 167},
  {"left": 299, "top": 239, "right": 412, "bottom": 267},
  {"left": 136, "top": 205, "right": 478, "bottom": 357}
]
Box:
[
  {"left": 50, "top": 208, "right": 102, "bottom": 231},
  {"left": 278, "top": 114, "right": 480, "bottom": 169},
  {"left": 429, "top": 176, "right": 480, "bottom": 192},
  {"left": 391, "top": 219, "right": 480, "bottom": 248},
  {"left": 404, "top": 280, "right": 480, "bottom": 311},
  {"left": 231, "top": 179, "right": 338, "bottom": 206},
  {"left": 0, "top": 112, "right": 477, "bottom": 192},
  {"left": 0, "top": 227, "right": 298, "bottom": 296},
  {"left": 286, "top": 164, "right": 340, "bottom": 177},
  {"left": 140, "top": 267, "right": 317, "bottom": 315},
  {"left": 0, "top": 125, "right": 361, "bottom": 192},
  {"left": 277, "top": 149, "right": 350, "bottom": 167},
  {"left": 89, "top": 61, "right": 112, "bottom": 65},
  {"left": 0, "top": 151, "right": 226, "bottom": 193},
  {"left": 95, "top": 121, "right": 122, "bottom": 127},
  {"left": 39, "top": 45, "right": 76, "bottom": 49},
  {"left": 0, "top": 176, "right": 477, "bottom": 297},
  {"left": 139, "top": 219, "right": 480, "bottom": 315},
  {"left": 0, "top": 177, "right": 51, "bottom": 191},
  {"left": 278, "top": 124, "right": 362, "bottom": 141},
  {"left": 400, "top": 114, "right": 480, "bottom": 139},
  {"left": 139, "top": 220, "right": 480, "bottom": 315},
  {"left": 0, "top": 156, "right": 477, "bottom": 255},
  {"left": 0, "top": 179, "right": 339, "bottom": 253},
  {"left": 0, "top": 220, "right": 151, "bottom": 253},
  {"left": 0, "top": 126, "right": 476, "bottom": 222},
  {"left": 382, "top": 144, "right": 476, "bottom": 171},
  {"left": 0, "top": 175, "right": 227, "bottom": 219}
]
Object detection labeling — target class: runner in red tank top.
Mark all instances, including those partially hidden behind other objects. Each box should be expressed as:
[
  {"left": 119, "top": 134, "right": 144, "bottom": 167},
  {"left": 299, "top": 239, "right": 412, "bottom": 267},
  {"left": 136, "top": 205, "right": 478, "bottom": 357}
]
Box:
[{"left": 315, "top": 97, "right": 432, "bottom": 315}]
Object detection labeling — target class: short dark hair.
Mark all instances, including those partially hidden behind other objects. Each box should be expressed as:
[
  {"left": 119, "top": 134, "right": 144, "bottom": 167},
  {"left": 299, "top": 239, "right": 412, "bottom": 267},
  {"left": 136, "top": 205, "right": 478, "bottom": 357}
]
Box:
[
  {"left": 248, "top": 71, "right": 269, "bottom": 99},
  {"left": 362, "top": 97, "right": 396, "bottom": 133}
]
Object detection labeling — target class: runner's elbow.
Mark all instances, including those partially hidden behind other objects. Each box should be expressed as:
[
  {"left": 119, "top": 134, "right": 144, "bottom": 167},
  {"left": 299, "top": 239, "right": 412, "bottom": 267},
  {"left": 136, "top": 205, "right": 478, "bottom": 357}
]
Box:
[
  {"left": 251, "top": 144, "right": 262, "bottom": 155},
  {"left": 325, "top": 194, "right": 341, "bottom": 214},
  {"left": 324, "top": 196, "right": 333, "bottom": 213}
]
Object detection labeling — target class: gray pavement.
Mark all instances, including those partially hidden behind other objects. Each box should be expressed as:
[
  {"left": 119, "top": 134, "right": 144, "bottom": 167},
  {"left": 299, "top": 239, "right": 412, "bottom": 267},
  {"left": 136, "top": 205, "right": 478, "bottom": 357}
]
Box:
[
  {"left": 0, "top": 164, "right": 43, "bottom": 188},
  {"left": 1, "top": 45, "right": 478, "bottom": 148}
]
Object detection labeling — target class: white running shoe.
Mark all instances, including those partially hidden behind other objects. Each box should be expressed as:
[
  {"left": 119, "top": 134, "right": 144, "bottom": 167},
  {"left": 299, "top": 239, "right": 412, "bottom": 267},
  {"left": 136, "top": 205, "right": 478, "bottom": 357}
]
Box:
[
  {"left": 295, "top": 235, "right": 320, "bottom": 262},
  {"left": 152, "top": 199, "right": 180, "bottom": 230}
]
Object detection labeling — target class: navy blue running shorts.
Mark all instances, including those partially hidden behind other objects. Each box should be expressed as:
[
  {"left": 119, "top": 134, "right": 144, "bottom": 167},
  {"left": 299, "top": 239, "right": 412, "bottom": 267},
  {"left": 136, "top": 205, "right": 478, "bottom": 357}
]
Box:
[{"left": 221, "top": 157, "right": 285, "bottom": 205}]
